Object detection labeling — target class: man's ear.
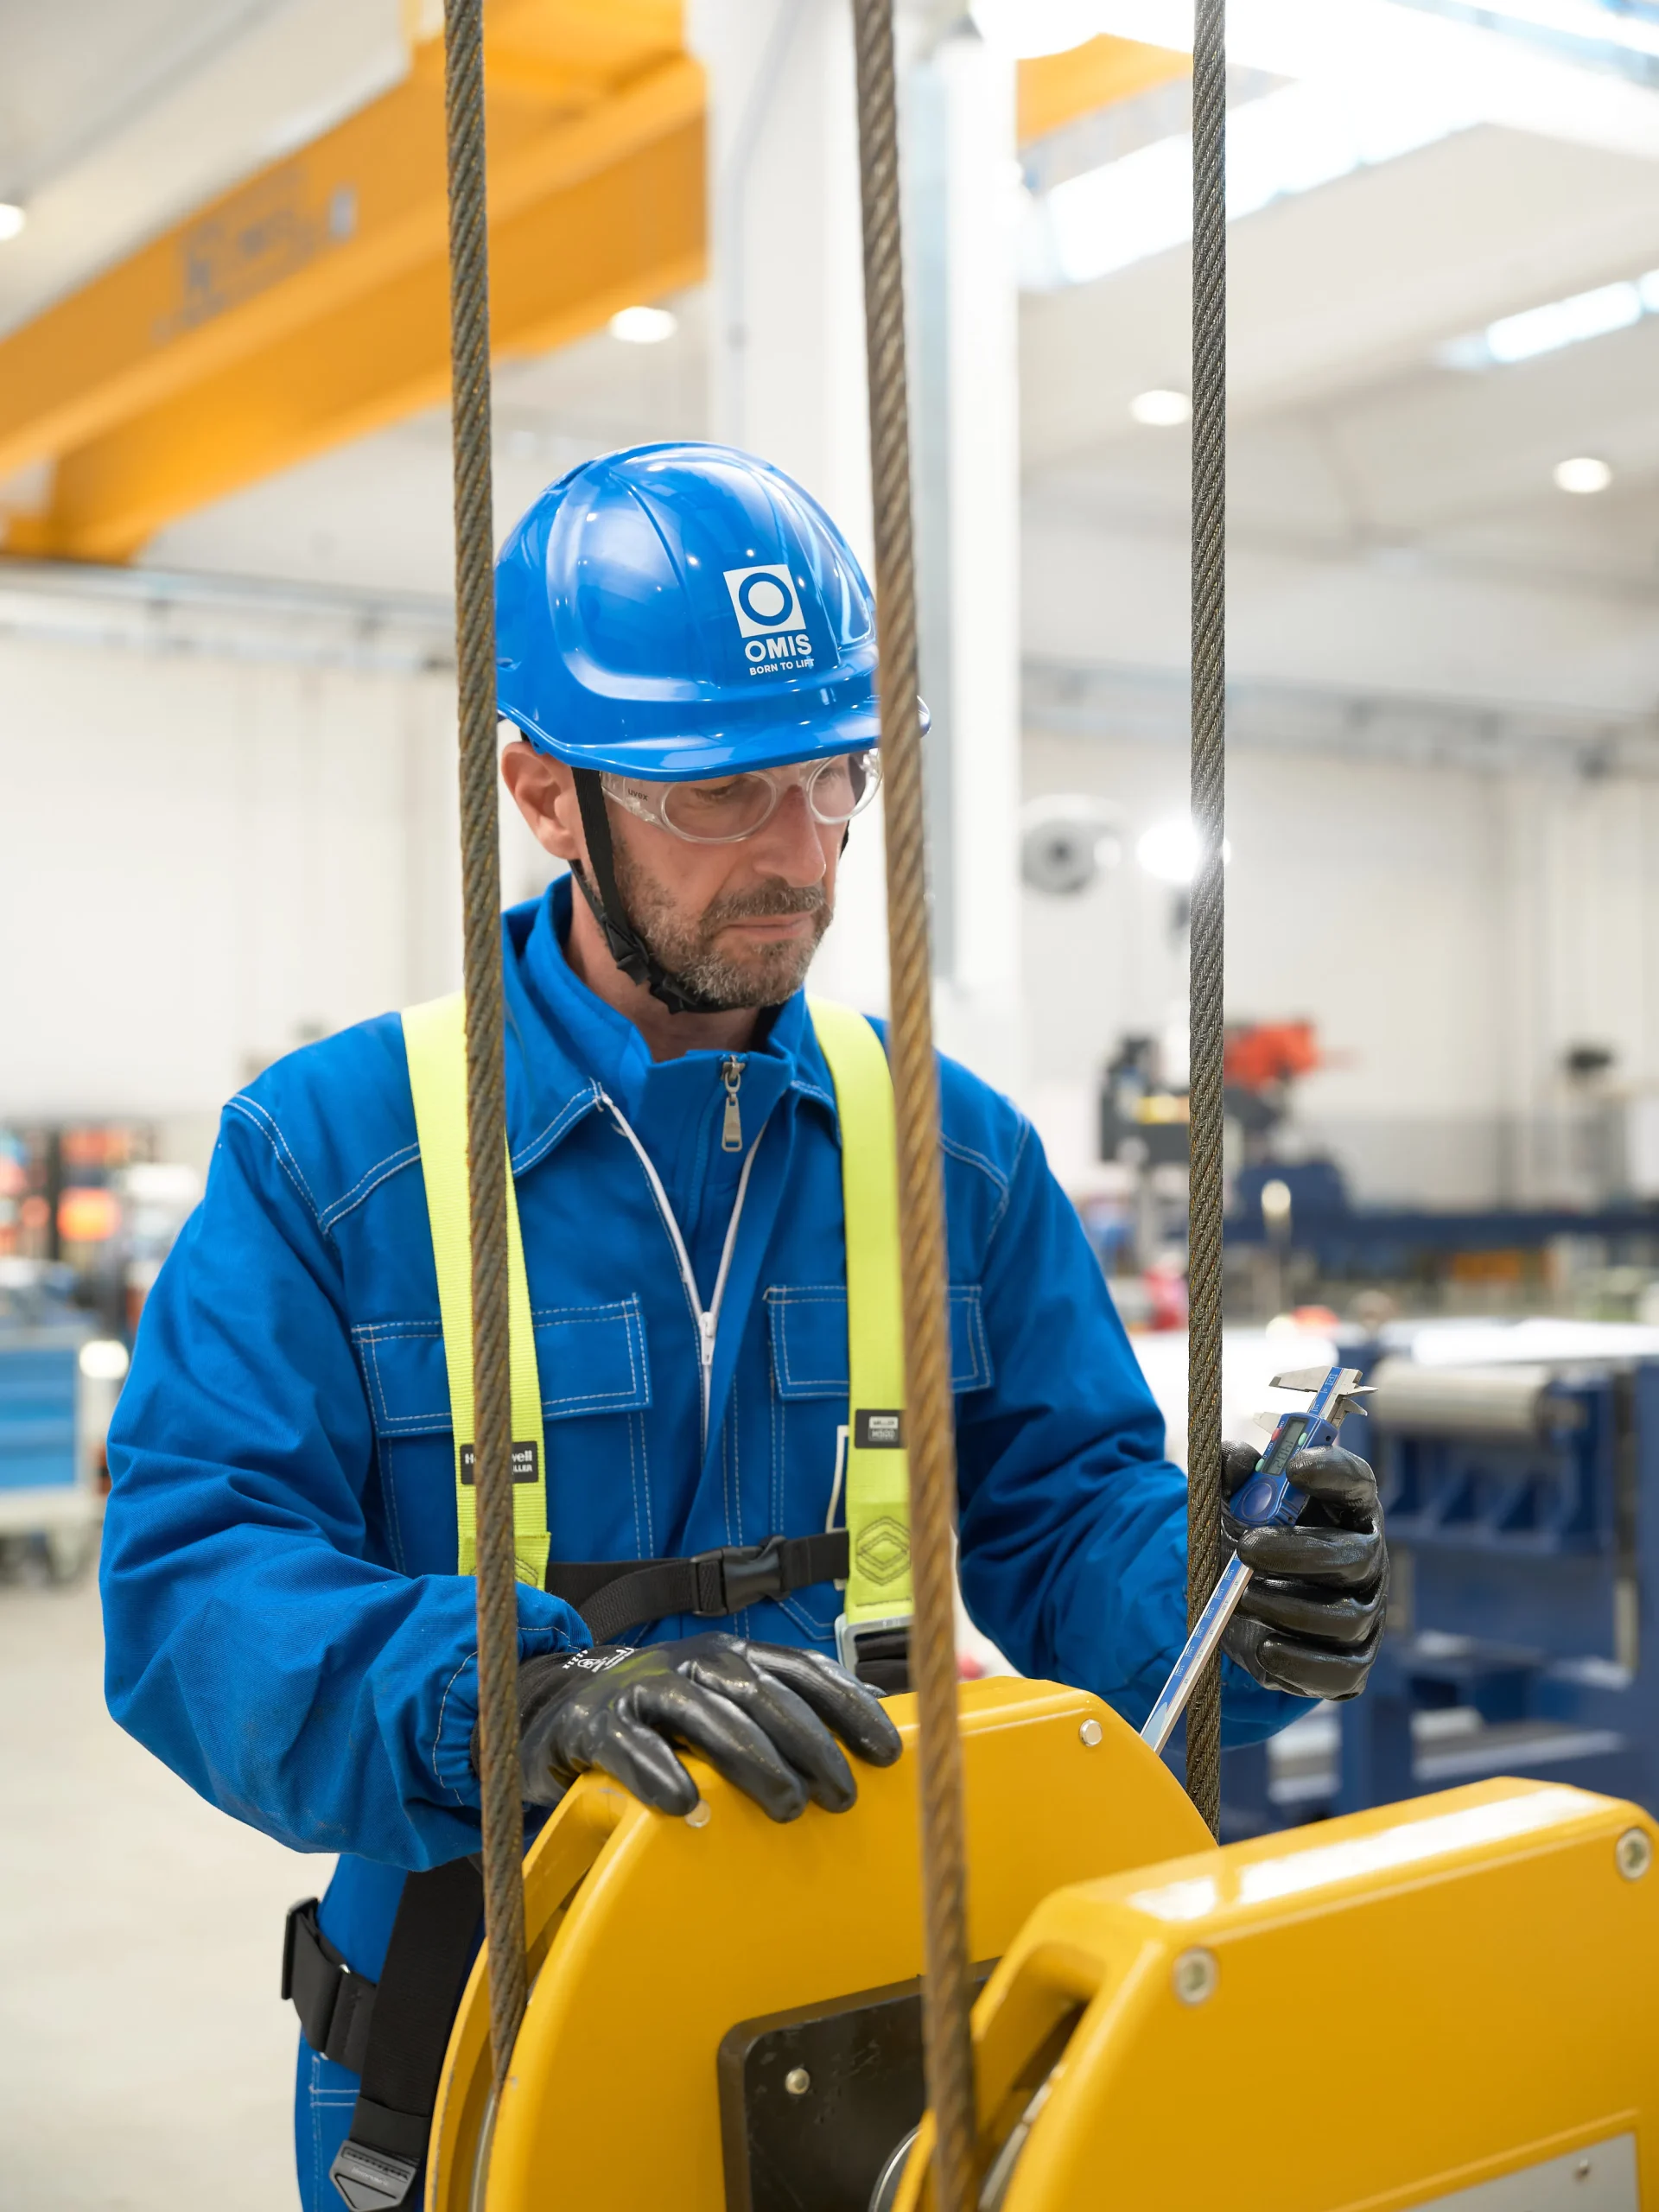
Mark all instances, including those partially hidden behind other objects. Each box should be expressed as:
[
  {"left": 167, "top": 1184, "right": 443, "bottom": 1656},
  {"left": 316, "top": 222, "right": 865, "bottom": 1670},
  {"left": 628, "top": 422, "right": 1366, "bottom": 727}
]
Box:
[{"left": 500, "top": 739, "right": 585, "bottom": 865}]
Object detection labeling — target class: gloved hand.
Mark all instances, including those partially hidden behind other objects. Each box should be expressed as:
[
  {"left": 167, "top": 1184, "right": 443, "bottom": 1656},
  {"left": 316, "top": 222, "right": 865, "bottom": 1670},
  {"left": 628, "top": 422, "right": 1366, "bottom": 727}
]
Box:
[
  {"left": 1217, "top": 1438, "right": 1388, "bottom": 1700},
  {"left": 494, "top": 1633, "right": 903, "bottom": 1822}
]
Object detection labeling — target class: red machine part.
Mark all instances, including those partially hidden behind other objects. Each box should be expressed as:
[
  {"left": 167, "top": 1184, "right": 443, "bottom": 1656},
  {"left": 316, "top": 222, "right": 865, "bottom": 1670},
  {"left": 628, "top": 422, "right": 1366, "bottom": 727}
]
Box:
[{"left": 1224, "top": 1020, "right": 1320, "bottom": 1092}]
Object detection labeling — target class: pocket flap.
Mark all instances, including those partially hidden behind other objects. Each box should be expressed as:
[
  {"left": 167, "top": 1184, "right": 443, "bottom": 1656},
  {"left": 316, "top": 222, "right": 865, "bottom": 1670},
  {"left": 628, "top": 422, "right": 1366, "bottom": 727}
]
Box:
[
  {"left": 765, "top": 1285, "right": 992, "bottom": 1402},
  {"left": 354, "top": 1297, "right": 651, "bottom": 1436}
]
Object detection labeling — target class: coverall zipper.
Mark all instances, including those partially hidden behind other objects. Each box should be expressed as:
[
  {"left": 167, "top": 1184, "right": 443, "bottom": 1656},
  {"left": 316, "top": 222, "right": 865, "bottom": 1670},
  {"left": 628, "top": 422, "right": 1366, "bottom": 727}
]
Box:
[
  {"left": 721, "top": 1057, "right": 744, "bottom": 1152},
  {"left": 599, "top": 1086, "right": 763, "bottom": 1450}
]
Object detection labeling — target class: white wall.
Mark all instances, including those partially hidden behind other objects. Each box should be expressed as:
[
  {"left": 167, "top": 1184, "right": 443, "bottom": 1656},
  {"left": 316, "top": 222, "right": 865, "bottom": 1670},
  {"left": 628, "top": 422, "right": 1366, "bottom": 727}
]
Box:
[
  {"left": 0, "top": 629, "right": 461, "bottom": 1133},
  {"left": 7, "top": 605, "right": 1659, "bottom": 1211},
  {"left": 1022, "top": 724, "right": 1659, "bottom": 1205},
  {"left": 1022, "top": 503, "right": 1659, "bottom": 721}
]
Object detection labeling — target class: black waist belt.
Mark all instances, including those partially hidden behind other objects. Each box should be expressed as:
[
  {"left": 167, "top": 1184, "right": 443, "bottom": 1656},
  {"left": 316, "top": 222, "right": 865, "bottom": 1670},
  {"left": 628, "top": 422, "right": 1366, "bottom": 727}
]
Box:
[
  {"left": 284, "top": 1858, "right": 482, "bottom": 2212},
  {"left": 547, "top": 1529, "right": 850, "bottom": 1644}
]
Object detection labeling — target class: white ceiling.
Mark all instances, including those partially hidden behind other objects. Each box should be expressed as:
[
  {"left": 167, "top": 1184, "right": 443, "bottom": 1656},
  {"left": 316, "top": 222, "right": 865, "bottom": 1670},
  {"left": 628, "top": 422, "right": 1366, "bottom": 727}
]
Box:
[
  {"left": 145, "top": 287, "right": 712, "bottom": 592},
  {"left": 1018, "top": 120, "right": 1659, "bottom": 715},
  {"left": 0, "top": 0, "right": 407, "bottom": 336},
  {"left": 4, "top": 1, "right": 1659, "bottom": 732}
]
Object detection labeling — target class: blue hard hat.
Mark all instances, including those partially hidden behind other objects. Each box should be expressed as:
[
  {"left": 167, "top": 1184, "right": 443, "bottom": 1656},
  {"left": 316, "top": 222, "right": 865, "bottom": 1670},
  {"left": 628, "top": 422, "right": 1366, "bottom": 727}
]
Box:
[{"left": 496, "top": 442, "right": 887, "bottom": 780}]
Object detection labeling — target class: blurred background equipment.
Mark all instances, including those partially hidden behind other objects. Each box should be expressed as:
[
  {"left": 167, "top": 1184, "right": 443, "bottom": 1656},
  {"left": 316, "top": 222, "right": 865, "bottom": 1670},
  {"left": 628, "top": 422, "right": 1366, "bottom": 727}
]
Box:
[
  {"left": 0, "top": 1259, "right": 120, "bottom": 1582},
  {"left": 1017, "top": 791, "right": 1122, "bottom": 894},
  {"left": 0, "top": 1124, "right": 200, "bottom": 1338},
  {"left": 1223, "top": 1017, "right": 1323, "bottom": 1150}
]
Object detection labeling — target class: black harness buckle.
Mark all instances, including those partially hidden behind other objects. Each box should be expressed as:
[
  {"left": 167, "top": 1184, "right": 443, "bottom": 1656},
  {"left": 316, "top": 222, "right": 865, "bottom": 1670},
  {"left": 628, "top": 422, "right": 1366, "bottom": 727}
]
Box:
[
  {"left": 692, "top": 1536, "right": 789, "bottom": 1618},
  {"left": 329, "top": 2139, "right": 420, "bottom": 2212}
]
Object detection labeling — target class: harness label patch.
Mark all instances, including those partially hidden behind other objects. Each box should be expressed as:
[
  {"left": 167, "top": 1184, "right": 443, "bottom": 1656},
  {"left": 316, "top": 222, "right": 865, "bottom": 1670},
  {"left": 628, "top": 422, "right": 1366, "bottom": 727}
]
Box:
[
  {"left": 459, "top": 1440, "right": 540, "bottom": 1485},
  {"left": 854, "top": 1408, "right": 905, "bottom": 1449},
  {"left": 854, "top": 1515, "right": 911, "bottom": 1587}
]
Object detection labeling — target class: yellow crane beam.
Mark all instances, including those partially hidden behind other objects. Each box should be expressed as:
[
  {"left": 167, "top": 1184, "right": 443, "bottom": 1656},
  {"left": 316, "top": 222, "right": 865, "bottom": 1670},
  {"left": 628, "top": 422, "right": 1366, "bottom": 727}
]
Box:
[
  {"left": 0, "top": 16, "right": 1177, "bottom": 563},
  {"left": 1018, "top": 33, "right": 1189, "bottom": 144},
  {"left": 0, "top": 1, "right": 696, "bottom": 562}
]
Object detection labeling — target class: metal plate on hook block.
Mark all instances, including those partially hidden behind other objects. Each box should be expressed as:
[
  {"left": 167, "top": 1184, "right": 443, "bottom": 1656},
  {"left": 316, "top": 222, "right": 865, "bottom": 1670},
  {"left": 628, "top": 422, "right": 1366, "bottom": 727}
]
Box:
[
  {"left": 1416, "top": 2135, "right": 1635, "bottom": 2210},
  {"left": 716, "top": 1967, "right": 993, "bottom": 2212}
]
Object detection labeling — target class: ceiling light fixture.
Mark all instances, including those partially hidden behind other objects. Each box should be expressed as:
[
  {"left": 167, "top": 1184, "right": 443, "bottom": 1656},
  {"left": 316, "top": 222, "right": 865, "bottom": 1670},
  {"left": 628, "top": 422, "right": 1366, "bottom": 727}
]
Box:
[
  {"left": 1553, "top": 455, "right": 1613, "bottom": 493},
  {"left": 1446, "top": 0, "right": 1659, "bottom": 63},
  {"left": 1018, "top": 0, "right": 1659, "bottom": 294},
  {"left": 608, "top": 305, "right": 677, "bottom": 346},
  {"left": 1136, "top": 817, "right": 1233, "bottom": 886},
  {"left": 1490, "top": 279, "right": 1643, "bottom": 360},
  {"left": 1040, "top": 75, "right": 1475, "bottom": 289},
  {"left": 1440, "top": 266, "right": 1659, "bottom": 368},
  {"left": 1037, "top": 0, "right": 1659, "bottom": 82},
  {"left": 0, "top": 202, "right": 25, "bottom": 242},
  {"left": 1130, "top": 388, "right": 1192, "bottom": 426}
]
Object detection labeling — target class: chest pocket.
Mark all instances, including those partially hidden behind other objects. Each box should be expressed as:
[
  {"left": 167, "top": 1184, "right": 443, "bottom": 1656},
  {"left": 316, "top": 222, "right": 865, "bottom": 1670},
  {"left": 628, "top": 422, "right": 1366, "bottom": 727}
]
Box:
[
  {"left": 765, "top": 1284, "right": 993, "bottom": 1401},
  {"left": 354, "top": 1296, "right": 652, "bottom": 1435}
]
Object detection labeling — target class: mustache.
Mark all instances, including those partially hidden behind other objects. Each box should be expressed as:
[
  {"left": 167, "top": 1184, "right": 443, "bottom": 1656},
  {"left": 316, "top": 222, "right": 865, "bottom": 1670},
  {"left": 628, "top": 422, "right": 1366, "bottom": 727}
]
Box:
[{"left": 702, "top": 881, "right": 829, "bottom": 931}]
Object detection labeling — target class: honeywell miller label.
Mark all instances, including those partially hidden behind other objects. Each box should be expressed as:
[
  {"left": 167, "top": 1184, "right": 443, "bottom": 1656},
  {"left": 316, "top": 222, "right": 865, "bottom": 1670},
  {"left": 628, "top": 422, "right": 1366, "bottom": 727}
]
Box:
[
  {"left": 854, "top": 1409, "right": 905, "bottom": 1450},
  {"left": 459, "top": 1440, "right": 540, "bottom": 1485}
]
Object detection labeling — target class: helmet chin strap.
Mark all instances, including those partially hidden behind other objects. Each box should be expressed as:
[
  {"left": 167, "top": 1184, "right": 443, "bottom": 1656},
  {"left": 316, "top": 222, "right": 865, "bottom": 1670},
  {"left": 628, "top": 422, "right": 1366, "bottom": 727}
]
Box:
[{"left": 570, "top": 768, "right": 732, "bottom": 1017}]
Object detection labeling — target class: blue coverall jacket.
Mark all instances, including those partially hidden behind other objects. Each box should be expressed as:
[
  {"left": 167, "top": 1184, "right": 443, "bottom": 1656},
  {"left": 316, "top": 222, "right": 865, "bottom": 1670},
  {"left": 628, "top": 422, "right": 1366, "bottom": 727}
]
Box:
[{"left": 102, "top": 876, "right": 1297, "bottom": 2200}]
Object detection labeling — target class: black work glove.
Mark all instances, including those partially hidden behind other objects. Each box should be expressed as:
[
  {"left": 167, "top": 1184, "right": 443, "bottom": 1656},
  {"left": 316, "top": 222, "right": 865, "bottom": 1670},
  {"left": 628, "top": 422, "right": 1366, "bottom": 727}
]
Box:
[
  {"left": 1218, "top": 1438, "right": 1389, "bottom": 1700},
  {"left": 491, "top": 1633, "right": 903, "bottom": 1823}
]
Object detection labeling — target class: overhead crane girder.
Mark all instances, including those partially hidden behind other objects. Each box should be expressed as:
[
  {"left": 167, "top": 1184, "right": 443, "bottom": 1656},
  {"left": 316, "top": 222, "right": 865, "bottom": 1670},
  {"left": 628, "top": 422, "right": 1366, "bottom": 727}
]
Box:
[
  {"left": 24, "top": 80, "right": 703, "bottom": 563},
  {"left": 0, "top": 17, "right": 1183, "bottom": 562},
  {"left": 0, "top": 1, "right": 697, "bottom": 562}
]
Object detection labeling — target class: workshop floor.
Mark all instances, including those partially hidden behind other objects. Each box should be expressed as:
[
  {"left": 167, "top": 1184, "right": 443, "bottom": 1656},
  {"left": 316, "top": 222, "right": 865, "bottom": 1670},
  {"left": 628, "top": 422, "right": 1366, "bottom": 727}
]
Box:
[{"left": 0, "top": 1556, "right": 313, "bottom": 2211}]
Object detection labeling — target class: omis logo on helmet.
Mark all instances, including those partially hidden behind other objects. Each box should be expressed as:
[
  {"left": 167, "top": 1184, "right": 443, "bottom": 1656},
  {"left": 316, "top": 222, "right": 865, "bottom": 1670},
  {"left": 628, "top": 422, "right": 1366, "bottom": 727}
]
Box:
[{"left": 723, "top": 563, "right": 815, "bottom": 674}]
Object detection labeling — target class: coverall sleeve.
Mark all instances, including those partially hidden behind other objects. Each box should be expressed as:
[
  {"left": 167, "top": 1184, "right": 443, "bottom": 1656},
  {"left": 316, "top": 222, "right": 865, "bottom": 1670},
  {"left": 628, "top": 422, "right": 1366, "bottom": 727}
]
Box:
[
  {"left": 955, "top": 1119, "right": 1305, "bottom": 1745},
  {"left": 101, "top": 1104, "right": 586, "bottom": 1868}
]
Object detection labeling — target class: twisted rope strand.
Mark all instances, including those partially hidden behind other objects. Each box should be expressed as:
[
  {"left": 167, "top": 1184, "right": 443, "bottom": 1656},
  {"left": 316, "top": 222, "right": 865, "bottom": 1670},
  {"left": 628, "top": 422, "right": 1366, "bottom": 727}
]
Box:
[
  {"left": 443, "top": 0, "right": 527, "bottom": 2092},
  {"left": 1185, "top": 0, "right": 1228, "bottom": 1840},
  {"left": 849, "top": 6, "right": 976, "bottom": 2208}
]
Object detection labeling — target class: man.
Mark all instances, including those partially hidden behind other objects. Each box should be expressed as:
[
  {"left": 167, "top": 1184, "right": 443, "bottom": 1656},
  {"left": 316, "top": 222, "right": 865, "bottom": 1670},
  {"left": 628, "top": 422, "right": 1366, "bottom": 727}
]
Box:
[{"left": 102, "top": 443, "right": 1385, "bottom": 2210}]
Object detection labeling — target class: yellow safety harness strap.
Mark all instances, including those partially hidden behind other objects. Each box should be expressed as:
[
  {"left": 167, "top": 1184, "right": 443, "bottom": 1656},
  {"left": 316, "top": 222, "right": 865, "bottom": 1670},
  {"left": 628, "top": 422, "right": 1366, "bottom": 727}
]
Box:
[
  {"left": 808, "top": 998, "right": 913, "bottom": 1627},
  {"left": 401, "top": 995, "right": 550, "bottom": 1589}
]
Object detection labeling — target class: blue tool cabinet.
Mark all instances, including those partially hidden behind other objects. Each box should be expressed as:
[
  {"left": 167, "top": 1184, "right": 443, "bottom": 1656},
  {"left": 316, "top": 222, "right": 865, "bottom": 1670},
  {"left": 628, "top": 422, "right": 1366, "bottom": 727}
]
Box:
[{"left": 0, "top": 1323, "right": 99, "bottom": 1577}]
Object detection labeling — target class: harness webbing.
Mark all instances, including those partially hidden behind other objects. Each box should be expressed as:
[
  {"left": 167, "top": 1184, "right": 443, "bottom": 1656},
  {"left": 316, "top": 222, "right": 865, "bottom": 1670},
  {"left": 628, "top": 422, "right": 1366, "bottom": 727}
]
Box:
[
  {"left": 399, "top": 991, "right": 911, "bottom": 1620},
  {"left": 401, "top": 995, "right": 549, "bottom": 1590},
  {"left": 807, "top": 995, "right": 912, "bottom": 1628},
  {"left": 306, "top": 1859, "right": 484, "bottom": 2209}
]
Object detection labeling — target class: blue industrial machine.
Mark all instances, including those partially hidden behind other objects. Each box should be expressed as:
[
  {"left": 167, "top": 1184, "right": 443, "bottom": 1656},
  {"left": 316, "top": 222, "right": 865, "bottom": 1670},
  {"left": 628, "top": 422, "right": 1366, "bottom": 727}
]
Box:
[
  {"left": 1230, "top": 1156, "right": 1659, "bottom": 1275},
  {"left": 1222, "top": 1323, "right": 1659, "bottom": 1837},
  {"left": 0, "top": 1262, "right": 105, "bottom": 1580}
]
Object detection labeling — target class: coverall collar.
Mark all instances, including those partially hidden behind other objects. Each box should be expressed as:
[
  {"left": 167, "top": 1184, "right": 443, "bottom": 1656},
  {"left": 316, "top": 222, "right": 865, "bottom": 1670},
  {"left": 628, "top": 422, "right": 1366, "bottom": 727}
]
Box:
[{"left": 502, "top": 876, "right": 837, "bottom": 1172}]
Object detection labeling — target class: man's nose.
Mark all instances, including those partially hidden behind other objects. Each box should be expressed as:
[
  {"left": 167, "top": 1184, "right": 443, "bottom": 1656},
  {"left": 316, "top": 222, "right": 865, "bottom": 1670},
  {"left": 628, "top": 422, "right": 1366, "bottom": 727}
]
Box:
[{"left": 748, "top": 781, "right": 829, "bottom": 883}]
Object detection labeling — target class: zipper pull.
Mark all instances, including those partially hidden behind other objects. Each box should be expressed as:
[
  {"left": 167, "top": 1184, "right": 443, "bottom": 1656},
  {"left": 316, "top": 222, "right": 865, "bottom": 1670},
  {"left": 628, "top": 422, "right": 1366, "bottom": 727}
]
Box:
[
  {"left": 700, "top": 1310, "right": 717, "bottom": 1372},
  {"left": 721, "top": 1057, "right": 744, "bottom": 1154}
]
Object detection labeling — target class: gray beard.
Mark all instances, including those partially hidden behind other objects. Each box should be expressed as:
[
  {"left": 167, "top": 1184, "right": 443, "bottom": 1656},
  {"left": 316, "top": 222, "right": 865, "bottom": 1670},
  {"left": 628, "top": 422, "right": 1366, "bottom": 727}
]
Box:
[{"left": 609, "top": 842, "right": 831, "bottom": 1010}]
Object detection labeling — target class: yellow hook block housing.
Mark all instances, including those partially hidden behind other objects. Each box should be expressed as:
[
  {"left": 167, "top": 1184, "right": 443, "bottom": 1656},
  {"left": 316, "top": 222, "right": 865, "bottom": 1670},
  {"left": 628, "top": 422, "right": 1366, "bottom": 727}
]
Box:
[
  {"left": 426, "top": 1676, "right": 1210, "bottom": 2209},
  {"left": 430, "top": 1687, "right": 1659, "bottom": 2212},
  {"left": 898, "top": 1777, "right": 1659, "bottom": 2212}
]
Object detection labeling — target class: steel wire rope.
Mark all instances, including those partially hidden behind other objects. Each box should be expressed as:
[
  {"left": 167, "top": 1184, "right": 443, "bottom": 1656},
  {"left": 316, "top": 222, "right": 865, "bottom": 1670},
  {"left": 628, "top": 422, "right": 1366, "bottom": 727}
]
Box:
[
  {"left": 442, "top": 0, "right": 527, "bottom": 2094},
  {"left": 1185, "top": 0, "right": 1228, "bottom": 1840},
  {"left": 849, "top": 4, "right": 976, "bottom": 2207}
]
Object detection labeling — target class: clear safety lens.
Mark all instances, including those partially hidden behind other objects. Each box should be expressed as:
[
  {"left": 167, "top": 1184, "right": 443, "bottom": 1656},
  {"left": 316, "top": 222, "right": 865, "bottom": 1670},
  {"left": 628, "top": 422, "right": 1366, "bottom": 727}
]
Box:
[
  {"left": 652, "top": 752, "right": 881, "bottom": 844},
  {"left": 807, "top": 751, "right": 881, "bottom": 827},
  {"left": 660, "top": 772, "right": 779, "bottom": 842}
]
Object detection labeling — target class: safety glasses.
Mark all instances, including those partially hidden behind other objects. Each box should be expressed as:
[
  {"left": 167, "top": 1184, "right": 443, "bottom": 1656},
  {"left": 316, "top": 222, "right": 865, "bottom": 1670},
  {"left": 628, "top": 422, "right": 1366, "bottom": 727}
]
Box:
[{"left": 601, "top": 750, "right": 881, "bottom": 846}]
